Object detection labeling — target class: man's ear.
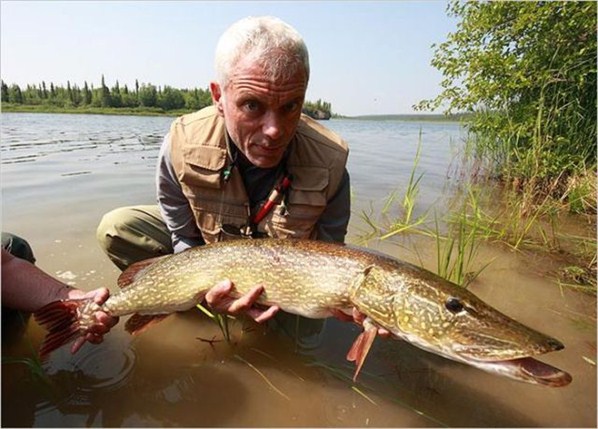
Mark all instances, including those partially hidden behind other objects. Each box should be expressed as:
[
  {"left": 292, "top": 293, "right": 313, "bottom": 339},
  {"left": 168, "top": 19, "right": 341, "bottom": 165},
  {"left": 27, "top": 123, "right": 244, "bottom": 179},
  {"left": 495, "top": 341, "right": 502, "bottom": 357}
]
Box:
[{"left": 210, "top": 82, "right": 224, "bottom": 116}]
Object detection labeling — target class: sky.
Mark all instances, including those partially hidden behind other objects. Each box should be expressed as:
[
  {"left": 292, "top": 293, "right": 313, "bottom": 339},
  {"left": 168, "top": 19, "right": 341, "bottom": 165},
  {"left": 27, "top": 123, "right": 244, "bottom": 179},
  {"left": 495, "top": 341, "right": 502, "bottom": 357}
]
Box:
[{"left": 0, "top": 1, "right": 458, "bottom": 116}]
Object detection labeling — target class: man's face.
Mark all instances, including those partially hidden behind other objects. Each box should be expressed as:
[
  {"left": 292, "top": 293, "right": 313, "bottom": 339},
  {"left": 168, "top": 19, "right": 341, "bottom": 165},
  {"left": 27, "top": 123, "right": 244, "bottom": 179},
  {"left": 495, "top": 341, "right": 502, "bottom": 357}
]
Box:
[{"left": 211, "top": 57, "right": 307, "bottom": 168}]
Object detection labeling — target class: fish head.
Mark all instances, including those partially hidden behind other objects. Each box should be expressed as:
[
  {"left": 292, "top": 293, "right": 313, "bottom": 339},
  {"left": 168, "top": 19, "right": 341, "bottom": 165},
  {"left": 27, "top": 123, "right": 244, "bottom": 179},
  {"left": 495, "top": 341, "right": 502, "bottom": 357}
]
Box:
[
  {"left": 353, "top": 264, "right": 571, "bottom": 387},
  {"left": 413, "top": 286, "right": 566, "bottom": 361}
]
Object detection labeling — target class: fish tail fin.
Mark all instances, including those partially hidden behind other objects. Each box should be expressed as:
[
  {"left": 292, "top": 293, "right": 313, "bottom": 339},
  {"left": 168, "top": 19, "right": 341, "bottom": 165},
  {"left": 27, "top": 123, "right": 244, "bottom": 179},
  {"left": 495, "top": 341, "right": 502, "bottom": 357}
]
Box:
[{"left": 34, "top": 299, "right": 91, "bottom": 359}]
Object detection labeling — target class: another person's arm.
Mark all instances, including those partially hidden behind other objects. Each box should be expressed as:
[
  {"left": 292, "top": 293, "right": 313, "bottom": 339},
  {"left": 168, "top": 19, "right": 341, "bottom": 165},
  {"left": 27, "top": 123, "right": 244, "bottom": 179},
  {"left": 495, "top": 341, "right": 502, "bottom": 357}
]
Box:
[{"left": 1, "top": 249, "right": 119, "bottom": 352}]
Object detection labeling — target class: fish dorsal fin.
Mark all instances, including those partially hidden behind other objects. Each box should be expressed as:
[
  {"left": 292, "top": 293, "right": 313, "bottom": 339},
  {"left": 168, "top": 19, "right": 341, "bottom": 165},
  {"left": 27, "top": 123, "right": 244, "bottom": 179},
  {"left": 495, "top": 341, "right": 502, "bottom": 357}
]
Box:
[
  {"left": 125, "top": 313, "right": 170, "bottom": 335},
  {"left": 117, "top": 255, "right": 168, "bottom": 289}
]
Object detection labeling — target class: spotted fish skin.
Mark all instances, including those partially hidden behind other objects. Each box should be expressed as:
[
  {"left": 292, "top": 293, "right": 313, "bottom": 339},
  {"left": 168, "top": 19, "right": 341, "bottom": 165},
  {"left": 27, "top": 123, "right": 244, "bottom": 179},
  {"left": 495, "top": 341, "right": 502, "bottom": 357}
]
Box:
[
  {"left": 34, "top": 238, "right": 572, "bottom": 387},
  {"left": 104, "top": 239, "right": 362, "bottom": 319}
]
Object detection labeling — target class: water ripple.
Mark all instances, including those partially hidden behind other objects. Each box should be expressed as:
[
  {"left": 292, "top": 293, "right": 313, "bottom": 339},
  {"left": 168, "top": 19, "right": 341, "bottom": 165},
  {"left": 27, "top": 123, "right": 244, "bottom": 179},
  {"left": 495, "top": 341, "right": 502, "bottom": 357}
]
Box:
[{"left": 38, "top": 336, "right": 137, "bottom": 411}]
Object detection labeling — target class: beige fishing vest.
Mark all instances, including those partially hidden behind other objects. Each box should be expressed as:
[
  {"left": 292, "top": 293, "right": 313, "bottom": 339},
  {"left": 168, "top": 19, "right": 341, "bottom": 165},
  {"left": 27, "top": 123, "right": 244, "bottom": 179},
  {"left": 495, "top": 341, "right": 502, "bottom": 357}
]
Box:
[{"left": 169, "top": 106, "right": 349, "bottom": 244}]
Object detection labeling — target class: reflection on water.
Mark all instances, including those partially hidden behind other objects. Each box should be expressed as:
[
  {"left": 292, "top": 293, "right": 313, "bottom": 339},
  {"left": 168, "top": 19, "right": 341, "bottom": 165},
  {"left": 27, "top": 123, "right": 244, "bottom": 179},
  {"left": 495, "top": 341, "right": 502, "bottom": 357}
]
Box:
[{"left": 1, "top": 113, "right": 596, "bottom": 427}]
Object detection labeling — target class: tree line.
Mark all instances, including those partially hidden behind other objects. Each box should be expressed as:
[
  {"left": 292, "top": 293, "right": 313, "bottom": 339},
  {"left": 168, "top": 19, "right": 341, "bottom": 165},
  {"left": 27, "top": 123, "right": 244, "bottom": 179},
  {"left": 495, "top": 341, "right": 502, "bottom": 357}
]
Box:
[
  {"left": 1, "top": 75, "right": 212, "bottom": 111},
  {"left": 1, "top": 75, "right": 333, "bottom": 117},
  {"left": 302, "top": 99, "right": 332, "bottom": 119}
]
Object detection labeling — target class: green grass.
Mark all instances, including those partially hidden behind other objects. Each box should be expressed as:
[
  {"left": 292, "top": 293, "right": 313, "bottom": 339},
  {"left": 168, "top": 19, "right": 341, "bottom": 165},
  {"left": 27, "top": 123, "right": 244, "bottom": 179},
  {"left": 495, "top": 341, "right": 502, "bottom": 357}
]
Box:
[
  {"left": 355, "top": 133, "right": 487, "bottom": 287},
  {"left": 355, "top": 134, "right": 431, "bottom": 246},
  {"left": 356, "top": 129, "right": 596, "bottom": 291},
  {"left": 433, "top": 190, "right": 494, "bottom": 287},
  {"left": 196, "top": 303, "right": 233, "bottom": 342}
]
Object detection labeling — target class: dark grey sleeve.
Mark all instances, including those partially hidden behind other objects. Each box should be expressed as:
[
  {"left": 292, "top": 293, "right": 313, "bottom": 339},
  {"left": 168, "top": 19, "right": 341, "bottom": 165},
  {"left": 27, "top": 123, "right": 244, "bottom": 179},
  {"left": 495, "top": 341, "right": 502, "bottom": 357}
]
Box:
[
  {"left": 316, "top": 169, "right": 351, "bottom": 243},
  {"left": 156, "top": 133, "right": 204, "bottom": 252}
]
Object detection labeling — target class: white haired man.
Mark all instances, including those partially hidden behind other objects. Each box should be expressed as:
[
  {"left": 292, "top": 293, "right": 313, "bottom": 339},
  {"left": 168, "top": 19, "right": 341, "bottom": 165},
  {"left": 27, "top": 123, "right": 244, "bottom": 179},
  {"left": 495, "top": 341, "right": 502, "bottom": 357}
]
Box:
[{"left": 97, "top": 16, "right": 352, "bottom": 325}]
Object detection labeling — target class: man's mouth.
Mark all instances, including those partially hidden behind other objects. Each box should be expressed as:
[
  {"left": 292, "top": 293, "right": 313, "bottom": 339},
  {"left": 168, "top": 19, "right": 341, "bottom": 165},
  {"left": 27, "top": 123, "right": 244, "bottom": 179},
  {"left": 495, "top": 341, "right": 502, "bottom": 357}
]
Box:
[{"left": 254, "top": 143, "right": 285, "bottom": 154}]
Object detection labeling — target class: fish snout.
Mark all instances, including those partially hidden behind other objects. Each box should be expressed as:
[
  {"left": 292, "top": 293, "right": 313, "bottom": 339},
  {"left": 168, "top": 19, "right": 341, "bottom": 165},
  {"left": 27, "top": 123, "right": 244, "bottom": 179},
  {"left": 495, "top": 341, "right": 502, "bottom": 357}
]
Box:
[{"left": 546, "top": 337, "right": 565, "bottom": 352}]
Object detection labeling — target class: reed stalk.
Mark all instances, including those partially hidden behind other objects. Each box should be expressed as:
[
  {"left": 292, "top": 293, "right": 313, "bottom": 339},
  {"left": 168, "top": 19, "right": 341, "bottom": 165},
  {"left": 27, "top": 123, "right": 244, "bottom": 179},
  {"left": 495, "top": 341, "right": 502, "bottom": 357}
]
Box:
[
  {"left": 196, "top": 303, "right": 232, "bottom": 342},
  {"left": 356, "top": 132, "right": 431, "bottom": 245}
]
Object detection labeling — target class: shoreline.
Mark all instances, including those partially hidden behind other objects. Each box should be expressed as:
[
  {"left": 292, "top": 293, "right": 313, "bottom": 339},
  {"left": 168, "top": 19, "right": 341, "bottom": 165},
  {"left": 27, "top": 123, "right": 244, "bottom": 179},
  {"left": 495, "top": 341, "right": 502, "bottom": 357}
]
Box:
[
  {"left": 1, "top": 103, "right": 185, "bottom": 117},
  {"left": 1, "top": 103, "right": 463, "bottom": 122}
]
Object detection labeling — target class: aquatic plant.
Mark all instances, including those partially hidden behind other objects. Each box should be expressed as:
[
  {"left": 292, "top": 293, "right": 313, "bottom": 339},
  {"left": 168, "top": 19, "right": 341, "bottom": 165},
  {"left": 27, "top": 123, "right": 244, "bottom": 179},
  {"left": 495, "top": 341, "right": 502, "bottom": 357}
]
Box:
[
  {"left": 433, "top": 188, "right": 493, "bottom": 287},
  {"left": 196, "top": 303, "right": 232, "bottom": 343},
  {"left": 355, "top": 133, "right": 432, "bottom": 247}
]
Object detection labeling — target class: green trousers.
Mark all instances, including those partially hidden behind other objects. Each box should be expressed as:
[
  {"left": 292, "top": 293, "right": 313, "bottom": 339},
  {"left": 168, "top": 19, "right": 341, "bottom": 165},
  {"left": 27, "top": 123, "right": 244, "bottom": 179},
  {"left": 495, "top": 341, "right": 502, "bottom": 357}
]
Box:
[{"left": 96, "top": 205, "right": 173, "bottom": 271}]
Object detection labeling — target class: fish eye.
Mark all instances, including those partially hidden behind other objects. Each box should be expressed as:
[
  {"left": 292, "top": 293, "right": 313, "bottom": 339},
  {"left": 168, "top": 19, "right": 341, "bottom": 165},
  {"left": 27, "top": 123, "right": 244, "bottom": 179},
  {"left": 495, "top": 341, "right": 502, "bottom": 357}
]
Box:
[{"left": 445, "top": 297, "right": 465, "bottom": 314}]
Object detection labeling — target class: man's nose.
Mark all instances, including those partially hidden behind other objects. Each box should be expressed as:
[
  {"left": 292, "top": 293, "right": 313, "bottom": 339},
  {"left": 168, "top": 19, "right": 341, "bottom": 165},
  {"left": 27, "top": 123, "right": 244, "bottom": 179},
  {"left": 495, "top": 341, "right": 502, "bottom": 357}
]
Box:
[{"left": 262, "top": 111, "right": 284, "bottom": 140}]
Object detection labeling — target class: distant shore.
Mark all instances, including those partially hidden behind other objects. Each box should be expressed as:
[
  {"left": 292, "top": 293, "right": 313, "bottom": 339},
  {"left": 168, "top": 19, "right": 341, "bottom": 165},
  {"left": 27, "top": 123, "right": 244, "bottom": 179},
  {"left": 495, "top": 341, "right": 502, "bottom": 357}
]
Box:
[
  {"left": 1, "top": 103, "right": 185, "bottom": 117},
  {"left": 345, "top": 113, "right": 468, "bottom": 122},
  {"left": 1, "top": 103, "right": 466, "bottom": 122}
]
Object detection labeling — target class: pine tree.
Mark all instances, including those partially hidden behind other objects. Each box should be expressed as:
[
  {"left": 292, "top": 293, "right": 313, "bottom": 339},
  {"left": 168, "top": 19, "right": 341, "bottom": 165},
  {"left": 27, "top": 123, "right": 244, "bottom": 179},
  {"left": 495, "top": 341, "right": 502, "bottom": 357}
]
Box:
[
  {"left": 82, "top": 81, "right": 91, "bottom": 105},
  {"left": 100, "top": 74, "right": 111, "bottom": 108},
  {"left": 1, "top": 80, "right": 8, "bottom": 102},
  {"left": 111, "top": 80, "right": 122, "bottom": 107},
  {"left": 9, "top": 84, "right": 23, "bottom": 104}
]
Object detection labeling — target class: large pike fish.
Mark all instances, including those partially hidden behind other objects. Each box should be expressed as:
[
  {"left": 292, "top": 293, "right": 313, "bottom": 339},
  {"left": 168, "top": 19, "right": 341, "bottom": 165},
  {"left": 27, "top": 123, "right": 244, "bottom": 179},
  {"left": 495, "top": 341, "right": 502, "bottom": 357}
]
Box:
[{"left": 35, "top": 238, "right": 571, "bottom": 387}]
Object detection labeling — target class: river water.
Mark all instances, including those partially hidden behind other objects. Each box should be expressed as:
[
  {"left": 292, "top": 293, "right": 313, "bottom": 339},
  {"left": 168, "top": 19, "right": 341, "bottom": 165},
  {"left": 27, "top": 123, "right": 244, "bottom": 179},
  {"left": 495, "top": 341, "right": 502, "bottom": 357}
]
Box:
[{"left": 1, "top": 112, "right": 596, "bottom": 427}]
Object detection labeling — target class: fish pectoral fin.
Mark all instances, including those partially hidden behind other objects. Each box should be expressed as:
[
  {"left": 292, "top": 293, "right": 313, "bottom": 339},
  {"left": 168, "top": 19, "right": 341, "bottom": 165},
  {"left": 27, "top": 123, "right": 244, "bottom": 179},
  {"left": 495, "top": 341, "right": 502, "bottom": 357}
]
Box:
[
  {"left": 346, "top": 320, "right": 378, "bottom": 382},
  {"left": 125, "top": 313, "right": 170, "bottom": 335},
  {"left": 118, "top": 255, "right": 169, "bottom": 289},
  {"left": 329, "top": 308, "right": 353, "bottom": 322}
]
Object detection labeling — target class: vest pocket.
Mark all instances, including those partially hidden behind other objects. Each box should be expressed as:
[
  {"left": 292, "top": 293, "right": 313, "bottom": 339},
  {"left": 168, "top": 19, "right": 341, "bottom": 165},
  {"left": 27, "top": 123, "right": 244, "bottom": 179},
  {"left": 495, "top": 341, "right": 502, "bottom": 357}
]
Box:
[
  {"left": 181, "top": 164, "right": 222, "bottom": 189},
  {"left": 181, "top": 147, "right": 227, "bottom": 189},
  {"left": 266, "top": 187, "right": 327, "bottom": 238},
  {"left": 264, "top": 167, "right": 329, "bottom": 238},
  {"left": 190, "top": 202, "right": 249, "bottom": 244}
]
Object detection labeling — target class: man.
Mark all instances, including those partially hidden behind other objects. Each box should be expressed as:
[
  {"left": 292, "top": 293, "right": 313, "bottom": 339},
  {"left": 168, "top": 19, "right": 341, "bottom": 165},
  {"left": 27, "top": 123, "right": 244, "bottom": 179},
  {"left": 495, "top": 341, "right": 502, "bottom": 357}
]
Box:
[
  {"left": 1, "top": 232, "right": 117, "bottom": 351},
  {"left": 97, "top": 16, "right": 350, "bottom": 323}
]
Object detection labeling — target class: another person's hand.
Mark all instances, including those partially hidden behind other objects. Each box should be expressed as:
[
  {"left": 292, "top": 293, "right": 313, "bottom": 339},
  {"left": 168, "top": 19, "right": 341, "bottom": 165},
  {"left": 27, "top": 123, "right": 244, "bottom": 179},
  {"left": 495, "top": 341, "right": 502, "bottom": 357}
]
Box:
[
  {"left": 204, "top": 279, "right": 279, "bottom": 323},
  {"left": 67, "top": 287, "right": 119, "bottom": 354}
]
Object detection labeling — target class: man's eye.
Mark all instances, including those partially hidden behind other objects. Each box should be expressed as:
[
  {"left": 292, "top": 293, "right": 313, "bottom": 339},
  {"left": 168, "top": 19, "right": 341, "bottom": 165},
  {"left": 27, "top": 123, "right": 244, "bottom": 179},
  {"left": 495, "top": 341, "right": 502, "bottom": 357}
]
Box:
[
  {"left": 243, "top": 100, "right": 260, "bottom": 112},
  {"left": 283, "top": 101, "right": 300, "bottom": 113}
]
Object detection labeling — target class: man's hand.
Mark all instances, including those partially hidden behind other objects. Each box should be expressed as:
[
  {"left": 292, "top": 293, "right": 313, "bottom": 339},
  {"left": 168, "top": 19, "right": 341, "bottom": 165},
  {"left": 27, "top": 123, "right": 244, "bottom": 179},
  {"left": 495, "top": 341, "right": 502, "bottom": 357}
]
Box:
[
  {"left": 68, "top": 287, "right": 120, "bottom": 354},
  {"left": 204, "top": 279, "right": 279, "bottom": 323}
]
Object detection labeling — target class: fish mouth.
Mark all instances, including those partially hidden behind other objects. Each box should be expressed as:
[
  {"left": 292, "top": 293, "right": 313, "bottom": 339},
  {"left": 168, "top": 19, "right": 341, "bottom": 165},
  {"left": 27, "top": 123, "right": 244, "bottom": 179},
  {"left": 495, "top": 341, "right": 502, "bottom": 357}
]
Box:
[
  {"left": 450, "top": 338, "right": 571, "bottom": 387},
  {"left": 465, "top": 356, "right": 572, "bottom": 387}
]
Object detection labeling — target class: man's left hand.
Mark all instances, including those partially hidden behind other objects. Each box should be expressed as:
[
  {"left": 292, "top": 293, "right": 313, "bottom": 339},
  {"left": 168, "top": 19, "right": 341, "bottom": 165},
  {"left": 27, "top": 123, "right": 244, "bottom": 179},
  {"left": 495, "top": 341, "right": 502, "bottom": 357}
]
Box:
[{"left": 205, "top": 279, "right": 280, "bottom": 323}]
